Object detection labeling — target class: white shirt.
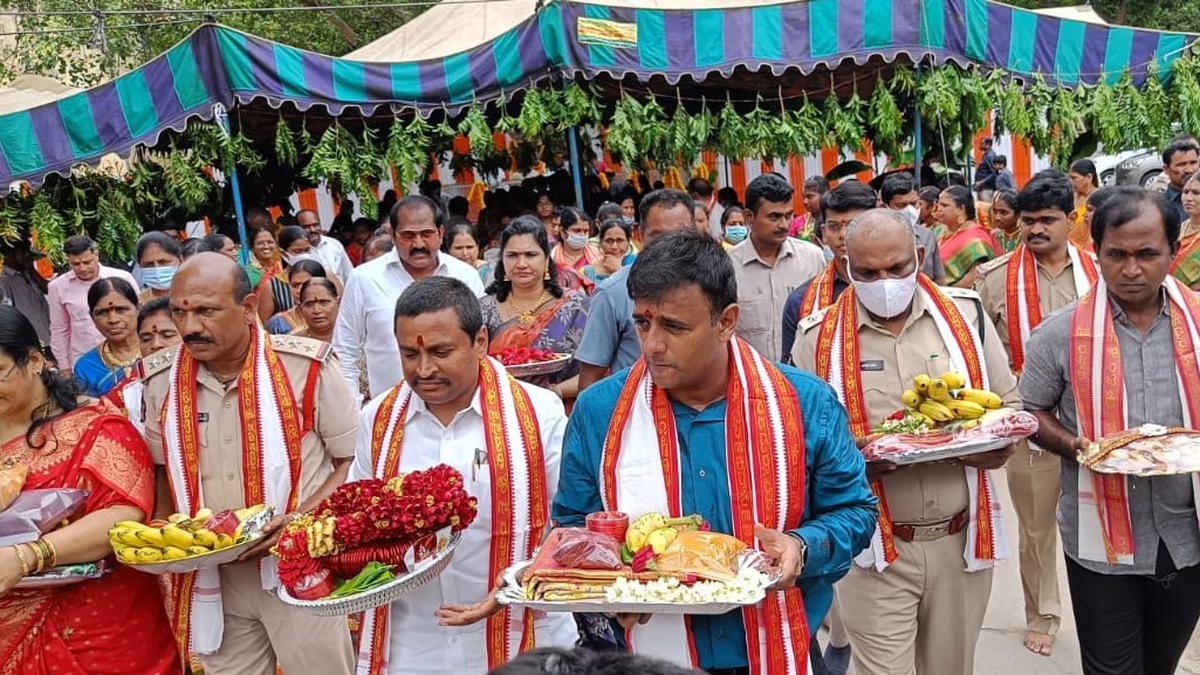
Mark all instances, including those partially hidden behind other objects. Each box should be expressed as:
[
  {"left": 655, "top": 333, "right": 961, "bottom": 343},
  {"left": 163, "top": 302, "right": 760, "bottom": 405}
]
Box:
[
  {"left": 312, "top": 235, "right": 354, "bottom": 282},
  {"left": 349, "top": 381, "right": 576, "bottom": 675},
  {"left": 333, "top": 250, "right": 486, "bottom": 400}
]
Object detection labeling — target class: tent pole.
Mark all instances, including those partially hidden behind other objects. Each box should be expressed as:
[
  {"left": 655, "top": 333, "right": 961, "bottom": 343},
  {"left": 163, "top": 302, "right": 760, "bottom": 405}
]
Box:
[
  {"left": 212, "top": 103, "right": 250, "bottom": 266},
  {"left": 913, "top": 62, "right": 923, "bottom": 189},
  {"left": 568, "top": 126, "right": 585, "bottom": 211}
]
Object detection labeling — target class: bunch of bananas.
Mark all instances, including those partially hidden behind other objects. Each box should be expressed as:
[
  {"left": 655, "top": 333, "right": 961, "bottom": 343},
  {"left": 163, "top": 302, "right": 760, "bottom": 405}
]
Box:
[
  {"left": 901, "top": 372, "right": 1004, "bottom": 428},
  {"left": 624, "top": 512, "right": 704, "bottom": 555},
  {"left": 108, "top": 508, "right": 236, "bottom": 565}
]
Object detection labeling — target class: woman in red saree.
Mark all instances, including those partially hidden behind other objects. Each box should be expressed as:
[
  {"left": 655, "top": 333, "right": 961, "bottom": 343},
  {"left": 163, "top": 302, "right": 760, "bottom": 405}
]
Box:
[
  {"left": 482, "top": 217, "right": 590, "bottom": 402},
  {"left": 0, "top": 306, "right": 180, "bottom": 675},
  {"left": 936, "top": 185, "right": 999, "bottom": 288}
]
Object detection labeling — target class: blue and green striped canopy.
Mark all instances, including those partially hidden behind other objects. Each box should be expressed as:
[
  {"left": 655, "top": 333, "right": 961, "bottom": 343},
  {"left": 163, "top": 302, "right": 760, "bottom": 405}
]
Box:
[{"left": 0, "top": 0, "right": 1193, "bottom": 186}]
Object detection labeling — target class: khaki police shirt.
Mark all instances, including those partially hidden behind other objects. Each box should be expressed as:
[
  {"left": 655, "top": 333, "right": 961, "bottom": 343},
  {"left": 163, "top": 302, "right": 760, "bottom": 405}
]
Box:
[
  {"left": 140, "top": 335, "right": 358, "bottom": 512},
  {"left": 974, "top": 251, "right": 1087, "bottom": 363},
  {"left": 729, "top": 237, "right": 826, "bottom": 362},
  {"left": 792, "top": 287, "right": 1020, "bottom": 524}
]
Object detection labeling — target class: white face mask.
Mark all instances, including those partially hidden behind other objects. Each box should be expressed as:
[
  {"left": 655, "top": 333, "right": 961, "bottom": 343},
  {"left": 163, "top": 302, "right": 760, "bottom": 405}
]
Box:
[
  {"left": 845, "top": 249, "right": 920, "bottom": 319},
  {"left": 898, "top": 204, "right": 920, "bottom": 228},
  {"left": 285, "top": 251, "right": 315, "bottom": 266}
]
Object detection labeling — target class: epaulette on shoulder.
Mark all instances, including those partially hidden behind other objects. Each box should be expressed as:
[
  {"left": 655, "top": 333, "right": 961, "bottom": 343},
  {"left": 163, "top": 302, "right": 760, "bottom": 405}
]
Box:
[
  {"left": 270, "top": 334, "right": 333, "bottom": 361},
  {"left": 798, "top": 304, "right": 834, "bottom": 333},
  {"left": 976, "top": 251, "right": 1014, "bottom": 277},
  {"left": 942, "top": 285, "right": 982, "bottom": 301},
  {"left": 136, "top": 345, "right": 179, "bottom": 379}
]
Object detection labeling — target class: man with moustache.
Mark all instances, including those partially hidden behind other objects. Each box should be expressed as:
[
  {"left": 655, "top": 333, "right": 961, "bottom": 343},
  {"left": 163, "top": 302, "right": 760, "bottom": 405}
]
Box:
[
  {"left": 729, "top": 173, "right": 825, "bottom": 362},
  {"left": 297, "top": 208, "right": 354, "bottom": 282},
  {"left": 333, "top": 195, "right": 484, "bottom": 400},
  {"left": 349, "top": 277, "right": 576, "bottom": 674},
  {"left": 1020, "top": 188, "right": 1200, "bottom": 675},
  {"left": 140, "top": 253, "right": 358, "bottom": 675},
  {"left": 974, "top": 169, "right": 1099, "bottom": 657}
]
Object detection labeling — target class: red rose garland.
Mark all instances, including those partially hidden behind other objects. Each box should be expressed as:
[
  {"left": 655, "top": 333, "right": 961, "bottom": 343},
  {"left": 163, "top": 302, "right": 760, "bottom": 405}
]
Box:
[{"left": 275, "top": 464, "right": 478, "bottom": 591}]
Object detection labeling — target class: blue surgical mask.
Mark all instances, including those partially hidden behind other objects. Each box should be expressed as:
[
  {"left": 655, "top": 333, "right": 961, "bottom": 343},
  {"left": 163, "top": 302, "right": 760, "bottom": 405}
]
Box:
[
  {"left": 725, "top": 225, "right": 748, "bottom": 243},
  {"left": 621, "top": 215, "right": 635, "bottom": 226},
  {"left": 566, "top": 233, "right": 589, "bottom": 250},
  {"left": 141, "top": 266, "right": 177, "bottom": 290}
]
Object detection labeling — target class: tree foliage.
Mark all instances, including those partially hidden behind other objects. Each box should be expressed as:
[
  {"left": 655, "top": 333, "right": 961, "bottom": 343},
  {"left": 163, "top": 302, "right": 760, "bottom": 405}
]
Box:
[
  {"left": 1006, "top": 1, "right": 1200, "bottom": 34},
  {"left": 0, "top": 0, "right": 420, "bottom": 87}
]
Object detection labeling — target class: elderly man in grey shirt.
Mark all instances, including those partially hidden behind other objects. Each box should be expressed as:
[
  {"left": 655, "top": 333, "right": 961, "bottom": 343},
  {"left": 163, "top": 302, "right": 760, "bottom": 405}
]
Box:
[{"left": 1019, "top": 187, "right": 1200, "bottom": 675}]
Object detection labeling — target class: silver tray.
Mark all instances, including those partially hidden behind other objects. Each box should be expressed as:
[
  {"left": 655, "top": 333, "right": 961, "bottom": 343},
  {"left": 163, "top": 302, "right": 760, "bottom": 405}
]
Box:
[
  {"left": 125, "top": 535, "right": 265, "bottom": 575},
  {"left": 504, "top": 353, "right": 572, "bottom": 378},
  {"left": 277, "top": 532, "right": 461, "bottom": 616}
]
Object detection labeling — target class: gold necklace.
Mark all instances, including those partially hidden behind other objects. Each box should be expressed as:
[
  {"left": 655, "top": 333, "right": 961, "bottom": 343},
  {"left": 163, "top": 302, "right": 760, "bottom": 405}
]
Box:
[
  {"left": 505, "top": 290, "right": 551, "bottom": 325},
  {"left": 100, "top": 341, "right": 139, "bottom": 369}
]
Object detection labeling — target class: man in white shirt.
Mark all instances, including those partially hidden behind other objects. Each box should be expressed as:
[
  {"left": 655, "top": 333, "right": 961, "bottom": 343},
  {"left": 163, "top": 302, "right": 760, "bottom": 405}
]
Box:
[
  {"left": 350, "top": 277, "right": 575, "bottom": 675},
  {"left": 298, "top": 209, "right": 354, "bottom": 281},
  {"left": 47, "top": 234, "right": 138, "bottom": 367},
  {"left": 729, "top": 173, "right": 825, "bottom": 361},
  {"left": 333, "top": 196, "right": 485, "bottom": 400}
]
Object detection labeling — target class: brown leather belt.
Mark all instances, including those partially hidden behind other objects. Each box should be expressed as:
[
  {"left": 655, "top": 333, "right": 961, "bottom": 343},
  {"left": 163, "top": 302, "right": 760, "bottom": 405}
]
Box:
[{"left": 892, "top": 510, "right": 969, "bottom": 543}]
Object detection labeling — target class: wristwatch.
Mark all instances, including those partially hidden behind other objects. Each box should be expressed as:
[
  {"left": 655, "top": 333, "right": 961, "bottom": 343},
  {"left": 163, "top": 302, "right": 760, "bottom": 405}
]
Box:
[{"left": 787, "top": 532, "right": 808, "bottom": 575}]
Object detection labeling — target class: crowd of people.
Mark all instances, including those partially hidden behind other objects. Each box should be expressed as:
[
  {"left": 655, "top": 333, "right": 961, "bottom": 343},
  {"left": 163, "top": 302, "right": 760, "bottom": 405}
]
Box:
[{"left": 0, "top": 134, "right": 1198, "bottom": 675}]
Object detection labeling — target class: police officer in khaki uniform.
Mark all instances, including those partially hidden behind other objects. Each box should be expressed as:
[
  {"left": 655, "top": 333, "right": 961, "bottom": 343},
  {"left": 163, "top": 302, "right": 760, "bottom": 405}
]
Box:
[
  {"left": 792, "top": 211, "right": 1019, "bottom": 675},
  {"left": 974, "top": 170, "right": 1096, "bottom": 657},
  {"left": 141, "top": 253, "right": 355, "bottom": 675}
]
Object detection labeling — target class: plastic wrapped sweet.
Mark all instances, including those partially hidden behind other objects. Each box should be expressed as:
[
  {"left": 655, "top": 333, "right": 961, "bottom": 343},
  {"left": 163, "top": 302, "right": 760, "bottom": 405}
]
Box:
[
  {"left": 0, "top": 488, "right": 87, "bottom": 547},
  {"left": 0, "top": 463, "right": 27, "bottom": 512},
  {"left": 655, "top": 531, "right": 747, "bottom": 582},
  {"left": 551, "top": 528, "right": 622, "bottom": 570}
]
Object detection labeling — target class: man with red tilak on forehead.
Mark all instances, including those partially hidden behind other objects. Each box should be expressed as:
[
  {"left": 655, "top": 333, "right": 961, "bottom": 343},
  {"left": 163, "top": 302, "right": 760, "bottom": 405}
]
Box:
[
  {"left": 349, "top": 276, "right": 575, "bottom": 674},
  {"left": 1020, "top": 187, "right": 1200, "bottom": 675},
  {"left": 793, "top": 209, "right": 1019, "bottom": 675},
  {"left": 556, "top": 230, "right": 877, "bottom": 674}
]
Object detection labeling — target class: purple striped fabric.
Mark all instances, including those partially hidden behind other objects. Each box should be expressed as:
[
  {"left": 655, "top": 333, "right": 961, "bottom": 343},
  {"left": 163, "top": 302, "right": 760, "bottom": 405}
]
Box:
[
  {"left": 418, "top": 61, "right": 449, "bottom": 105},
  {"left": 943, "top": 0, "right": 967, "bottom": 56},
  {"left": 1032, "top": 16, "right": 1060, "bottom": 75},
  {"left": 781, "top": 3, "right": 810, "bottom": 62},
  {"left": 301, "top": 51, "right": 334, "bottom": 102},
  {"left": 1078, "top": 24, "right": 1108, "bottom": 82},
  {"left": 723, "top": 8, "right": 753, "bottom": 64},
  {"left": 839, "top": 0, "right": 865, "bottom": 55},
  {"left": 468, "top": 48, "right": 498, "bottom": 98},
  {"left": 516, "top": 17, "right": 549, "bottom": 78},
  {"left": 984, "top": 3, "right": 1011, "bottom": 66},
  {"left": 28, "top": 106, "right": 71, "bottom": 170},
  {"left": 892, "top": 0, "right": 921, "bottom": 46},
  {"left": 664, "top": 10, "right": 696, "bottom": 74},
  {"left": 363, "top": 63, "right": 392, "bottom": 103},
  {"left": 1129, "top": 30, "right": 1160, "bottom": 85},
  {"left": 192, "top": 29, "right": 233, "bottom": 107},
  {"left": 242, "top": 38, "right": 283, "bottom": 97},
  {"left": 86, "top": 87, "right": 126, "bottom": 147},
  {"left": 143, "top": 57, "right": 185, "bottom": 123}
]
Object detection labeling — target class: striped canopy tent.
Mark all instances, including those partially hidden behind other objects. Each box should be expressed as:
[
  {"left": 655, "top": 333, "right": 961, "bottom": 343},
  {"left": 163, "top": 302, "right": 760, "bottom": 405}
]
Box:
[{"left": 0, "top": 0, "right": 1195, "bottom": 187}]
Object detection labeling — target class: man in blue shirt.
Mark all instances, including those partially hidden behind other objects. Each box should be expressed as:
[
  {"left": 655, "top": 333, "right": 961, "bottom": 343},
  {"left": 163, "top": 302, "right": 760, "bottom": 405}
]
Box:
[
  {"left": 556, "top": 230, "right": 877, "bottom": 674},
  {"left": 575, "top": 189, "right": 698, "bottom": 393}
]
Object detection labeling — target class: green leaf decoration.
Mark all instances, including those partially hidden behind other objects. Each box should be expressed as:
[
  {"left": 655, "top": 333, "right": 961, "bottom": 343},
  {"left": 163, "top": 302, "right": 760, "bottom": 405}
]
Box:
[
  {"left": 275, "top": 118, "right": 298, "bottom": 168},
  {"left": 30, "top": 192, "right": 67, "bottom": 267}
]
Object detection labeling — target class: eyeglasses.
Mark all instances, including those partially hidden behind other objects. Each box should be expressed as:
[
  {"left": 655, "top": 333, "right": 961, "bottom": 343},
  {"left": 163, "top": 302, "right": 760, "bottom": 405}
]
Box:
[
  {"left": 823, "top": 219, "right": 853, "bottom": 233},
  {"left": 395, "top": 229, "right": 439, "bottom": 243}
]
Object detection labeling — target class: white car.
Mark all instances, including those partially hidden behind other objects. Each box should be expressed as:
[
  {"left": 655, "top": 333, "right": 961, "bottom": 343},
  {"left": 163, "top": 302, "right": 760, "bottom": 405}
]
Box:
[{"left": 1093, "top": 149, "right": 1152, "bottom": 186}]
